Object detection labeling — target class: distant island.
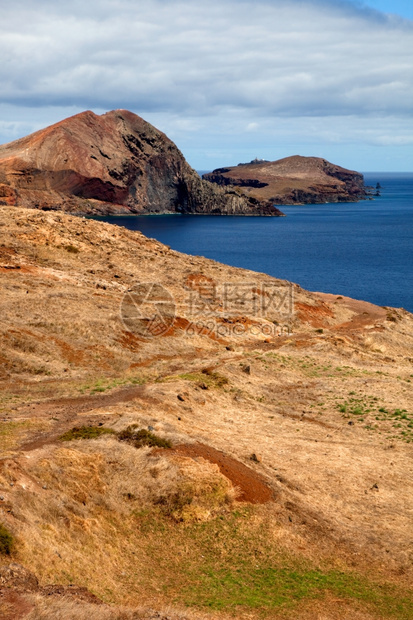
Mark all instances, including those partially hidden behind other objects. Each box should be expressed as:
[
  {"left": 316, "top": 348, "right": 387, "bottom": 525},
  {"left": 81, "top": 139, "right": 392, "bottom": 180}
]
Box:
[{"left": 203, "top": 156, "right": 368, "bottom": 205}]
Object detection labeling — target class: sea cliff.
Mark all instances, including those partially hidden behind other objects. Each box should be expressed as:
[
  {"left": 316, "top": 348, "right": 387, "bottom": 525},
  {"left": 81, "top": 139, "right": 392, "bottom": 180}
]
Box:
[{"left": 0, "top": 110, "right": 283, "bottom": 216}]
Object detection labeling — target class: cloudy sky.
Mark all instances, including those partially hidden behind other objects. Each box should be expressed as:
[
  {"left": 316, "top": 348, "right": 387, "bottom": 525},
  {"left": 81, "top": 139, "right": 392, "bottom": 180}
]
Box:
[{"left": 1, "top": 0, "right": 412, "bottom": 171}]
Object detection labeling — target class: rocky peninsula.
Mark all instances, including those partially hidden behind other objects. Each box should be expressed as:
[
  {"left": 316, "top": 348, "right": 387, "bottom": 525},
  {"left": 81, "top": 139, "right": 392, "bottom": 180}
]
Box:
[{"left": 203, "top": 155, "right": 368, "bottom": 205}]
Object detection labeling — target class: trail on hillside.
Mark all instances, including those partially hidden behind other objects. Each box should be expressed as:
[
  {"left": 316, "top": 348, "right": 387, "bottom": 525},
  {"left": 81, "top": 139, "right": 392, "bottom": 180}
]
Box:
[{"left": 18, "top": 384, "right": 153, "bottom": 451}]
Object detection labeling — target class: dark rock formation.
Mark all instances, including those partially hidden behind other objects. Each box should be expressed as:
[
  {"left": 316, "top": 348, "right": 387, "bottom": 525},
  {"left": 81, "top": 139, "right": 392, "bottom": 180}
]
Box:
[
  {"left": 0, "top": 110, "right": 284, "bottom": 216},
  {"left": 203, "top": 155, "right": 368, "bottom": 205}
]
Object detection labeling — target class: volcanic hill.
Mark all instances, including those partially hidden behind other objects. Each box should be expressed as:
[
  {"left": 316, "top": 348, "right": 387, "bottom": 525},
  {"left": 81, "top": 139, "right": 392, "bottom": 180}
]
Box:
[
  {"left": 0, "top": 110, "right": 283, "bottom": 217},
  {"left": 203, "top": 155, "right": 368, "bottom": 205},
  {"left": 0, "top": 206, "right": 412, "bottom": 619}
]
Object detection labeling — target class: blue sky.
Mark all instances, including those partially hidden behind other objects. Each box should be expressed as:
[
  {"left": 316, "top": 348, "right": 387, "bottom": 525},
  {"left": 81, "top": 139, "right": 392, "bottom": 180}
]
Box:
[
  {"left": 0, "top": 0, "right": 412, "bottom": 172},
  {"left": 361, "top": 0, "right": 413, "bottom": 19}
]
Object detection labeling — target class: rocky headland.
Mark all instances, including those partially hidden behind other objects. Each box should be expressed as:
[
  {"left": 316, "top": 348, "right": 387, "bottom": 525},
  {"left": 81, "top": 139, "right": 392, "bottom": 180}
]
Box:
[
  {"left": 0, "top": 110, "right": 283, "bottom": 217},
  {"left": 203, "top": 155, "right": 368, "bottom": 205}
]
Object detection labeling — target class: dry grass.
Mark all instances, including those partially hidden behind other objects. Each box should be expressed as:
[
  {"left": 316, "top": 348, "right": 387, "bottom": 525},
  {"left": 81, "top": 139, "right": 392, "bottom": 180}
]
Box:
[
  {"left": 0, "top": 437, "right": 237, "bottom": 607},
  {"left": 0, "top": 418, "right": 51, "bottom": 455},
  {"left": 1, "top": 434, "right": 412, "bottom": 618},
  {"left": 1, "top": 207, "right": 413, "bottom": 617},
  {"left": 25, "top": 595, "right": 211, "bottom": 620}
]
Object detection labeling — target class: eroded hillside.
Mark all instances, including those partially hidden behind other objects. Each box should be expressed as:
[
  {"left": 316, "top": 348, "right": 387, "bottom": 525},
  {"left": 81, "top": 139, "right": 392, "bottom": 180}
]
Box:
[{"left": 0, "top": 207, "right": 412, "bottom": 619}]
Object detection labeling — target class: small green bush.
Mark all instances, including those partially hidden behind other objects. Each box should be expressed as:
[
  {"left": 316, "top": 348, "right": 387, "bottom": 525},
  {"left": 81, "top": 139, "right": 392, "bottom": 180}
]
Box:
[
  {"left": 117, "top": 425, "right": 172, "bottom": 449},
  {"left": 0, "top": 523, "right": 14, "bottom": 555},
  {"left": 59, "top": 426, "right": 116, "bottom": 441},
  {"left": 201, "top": 369, "right": 229, "bottom": 387}
]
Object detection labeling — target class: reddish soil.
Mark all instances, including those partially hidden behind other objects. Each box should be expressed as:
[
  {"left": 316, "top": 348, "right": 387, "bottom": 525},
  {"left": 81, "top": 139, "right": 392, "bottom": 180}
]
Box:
[
  {"left": 315, "top": 292, "right": 387, "bottom": 332},
  {"left": 171, "top": 443, "right": 274, "bottom": 504},
  {"left": 0, "top": 590, "right": 33, "bottom": 620},
  {"left": 295, "top": 301, "right": 334, "bottom": 328},
  {"left": 39, "top": 584, "right": 103, "bottom": 604},
  {"left": 184, "top": 273, "right": 216, "bottom": 299},
  {"left": 118, "top": 330, "right": 146, "bottom": 351},
  {"left": 18, "top": 384, "right": 153, "bottom": 452},
  {"left": 165, "top": 316, "right": 225, "bottom": 343},
  {"left": 0, "top": 562, "right": 102, "bottom": 620}
]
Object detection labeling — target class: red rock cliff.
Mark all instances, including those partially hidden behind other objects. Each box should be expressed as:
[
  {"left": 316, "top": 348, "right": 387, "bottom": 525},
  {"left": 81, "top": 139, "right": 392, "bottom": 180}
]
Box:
[{"left": 0, "top": 110, "right": 283, "bottom": 216}]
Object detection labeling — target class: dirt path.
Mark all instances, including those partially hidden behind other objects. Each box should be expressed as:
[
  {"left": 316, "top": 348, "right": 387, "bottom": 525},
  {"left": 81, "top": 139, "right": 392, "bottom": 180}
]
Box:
[
  {"left": 168, "top": 443, "right": 274, "bottom": 504},
  {"left": 315, "top": 292, "right": 387, "bottom": 331},
  {"left": 18, "top": 384, "right": 153, "bottom": 452}
]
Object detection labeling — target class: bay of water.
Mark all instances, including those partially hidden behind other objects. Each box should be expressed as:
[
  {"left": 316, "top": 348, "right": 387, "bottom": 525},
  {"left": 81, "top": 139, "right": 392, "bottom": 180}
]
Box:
[{"left": 93, "top": 173, "right": 413, "bottom": 312}]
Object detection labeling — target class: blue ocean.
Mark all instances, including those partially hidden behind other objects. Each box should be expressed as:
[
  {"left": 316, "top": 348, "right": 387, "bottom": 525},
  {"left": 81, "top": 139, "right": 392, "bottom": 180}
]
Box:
[{"left": 93, "top": 173, "right": 413, "bottom": 312}]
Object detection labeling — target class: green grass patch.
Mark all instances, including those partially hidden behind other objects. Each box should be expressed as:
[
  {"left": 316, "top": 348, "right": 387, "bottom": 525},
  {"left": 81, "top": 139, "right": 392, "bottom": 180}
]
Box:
[
  {"left": 0, "top": 523, "right": 14, "bottom": 555},
  {"left": 78, "top": 375, "right": 146, "bottom": 395},
  {"left": 58, "top": 424, "right": 171, "bottom": 448},
  {"left": 336, "top": 397, "right": 413, "bottom": 442},
  {"left": 183, "top": 565, "right": 412, "bottom": 616},
  {"left": 117, "top": 425, "right": 172, "bottom": 449},
  {"left": 263, "top": 353, "right": 364, "bottom": 379},
  {"left": 139, "top": 509, "right": 413, "bottom": 618},
  {"left": 59, "top": 426, "right": 116, "bottom": 441}
]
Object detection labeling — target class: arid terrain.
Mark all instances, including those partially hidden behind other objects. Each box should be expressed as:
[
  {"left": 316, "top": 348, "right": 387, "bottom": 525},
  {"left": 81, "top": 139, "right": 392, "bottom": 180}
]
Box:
[
  {"left": 203, "top": 156, "right": 368, "bottom": 205},
  {"left": 0, "top": 206, "right": 412, "bottom": 619}
]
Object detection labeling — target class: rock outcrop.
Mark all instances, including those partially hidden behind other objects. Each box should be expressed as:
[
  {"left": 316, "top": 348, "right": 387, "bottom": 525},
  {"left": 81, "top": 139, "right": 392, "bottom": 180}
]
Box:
[
  {"left": 203, "top": 155, "right": 368, "bottom": 205},
  {"left": 0, "top": 110, "right": 283, "bottom": 216}
]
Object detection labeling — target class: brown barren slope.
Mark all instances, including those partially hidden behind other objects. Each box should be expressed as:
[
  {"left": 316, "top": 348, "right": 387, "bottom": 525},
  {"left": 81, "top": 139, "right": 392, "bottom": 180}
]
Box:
[
  {"left": 0, "top": 207, "right": 412, "bottom": 619},
  {"left": 204, "top": 155, "right": 368, "bottom": 204}
]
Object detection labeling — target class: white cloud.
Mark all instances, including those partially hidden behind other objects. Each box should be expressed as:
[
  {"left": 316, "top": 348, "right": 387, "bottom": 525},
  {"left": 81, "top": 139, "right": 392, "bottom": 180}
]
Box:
[
  {"left": 1, "top": 0, "right": 411, "bottom": 115},
  {"left": 0, "top": 0, "right": 411, "bottom": 169}
]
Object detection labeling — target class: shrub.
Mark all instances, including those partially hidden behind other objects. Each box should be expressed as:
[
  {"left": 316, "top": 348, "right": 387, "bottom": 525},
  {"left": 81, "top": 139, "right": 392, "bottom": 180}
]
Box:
[
  {"left": 201, "top": 369, "right": 229, "bottom": 387},
  {"left": 117, "top": 425, "right": 172, "bottom": 449},
  {"left": 0, "top": 523, "right": 14, "bottom": 555},
  {"left": 59, "top": 426, "right": 116, "bottom": 441}
]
